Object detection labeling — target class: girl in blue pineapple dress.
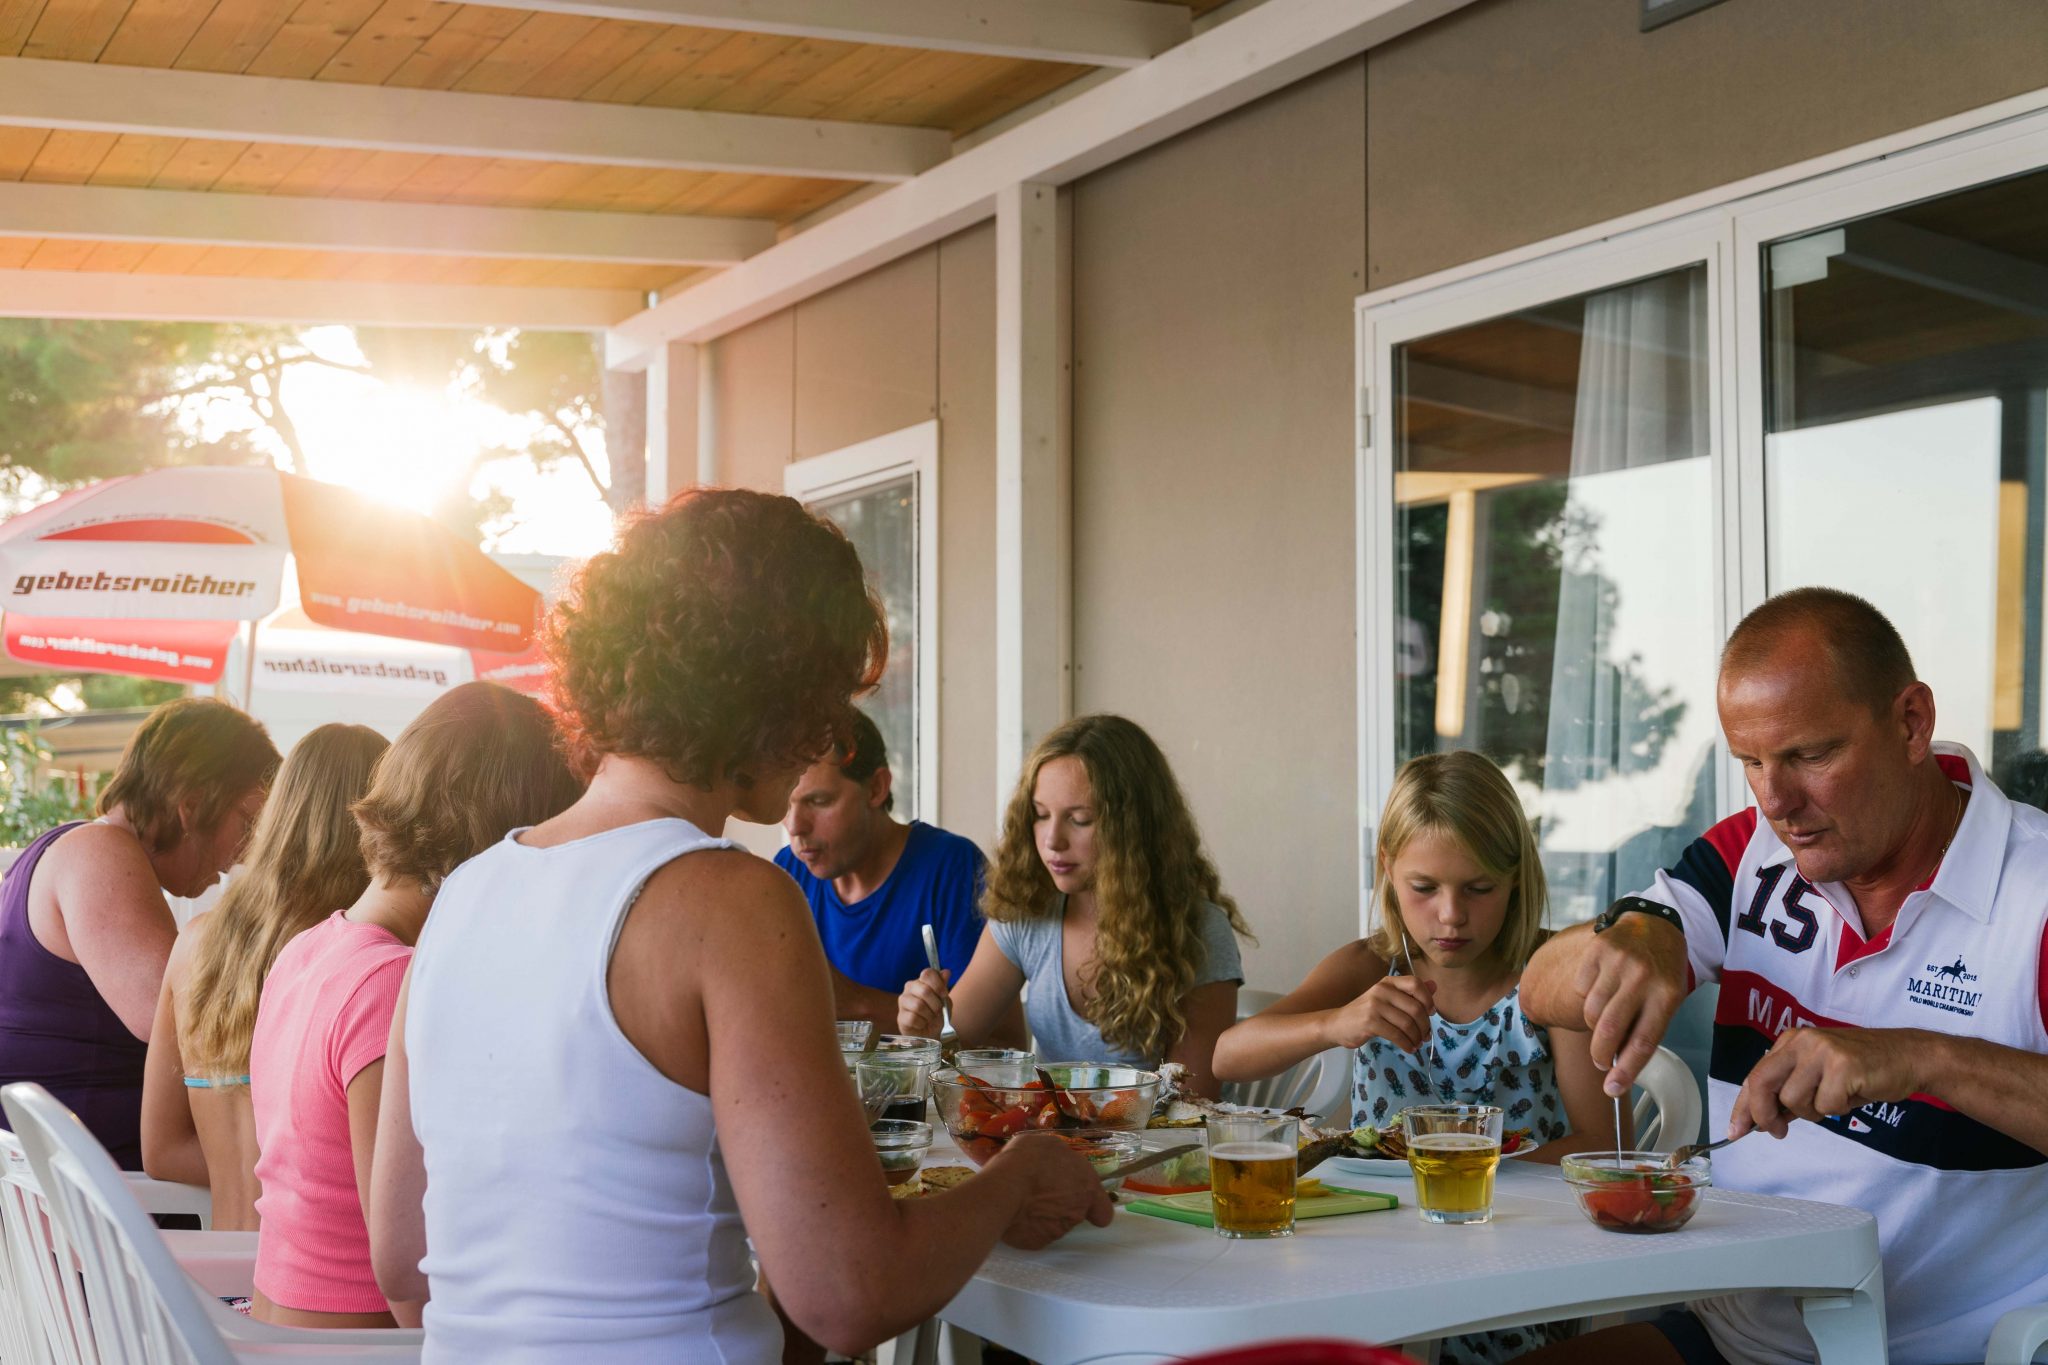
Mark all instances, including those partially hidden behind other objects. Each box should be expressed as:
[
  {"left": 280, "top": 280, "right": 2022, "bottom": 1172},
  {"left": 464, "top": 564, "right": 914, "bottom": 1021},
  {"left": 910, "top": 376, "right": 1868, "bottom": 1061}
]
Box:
[{"left": 1214, "top": 751, "right": 1623, "bottom": 1365}]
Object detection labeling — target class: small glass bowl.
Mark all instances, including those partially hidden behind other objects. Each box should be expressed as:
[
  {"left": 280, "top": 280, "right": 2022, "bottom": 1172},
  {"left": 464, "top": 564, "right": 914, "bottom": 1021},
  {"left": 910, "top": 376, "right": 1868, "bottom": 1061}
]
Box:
[
  {"left": 1561, "top": 1151, "right": 1711, "bottom": 1234},
  {"left": 871, "top": 1118, "right": 933, "bottom": 1187},
  {"left": 1123, "top": 1127, "right": 1211, "bottom": 1195},
  {"left": 1053, "top": 1127, "right": 1144, "bottom": 1191},
  {"left": 835, "top": 1020, "right": 876, "bottom": 1050}
]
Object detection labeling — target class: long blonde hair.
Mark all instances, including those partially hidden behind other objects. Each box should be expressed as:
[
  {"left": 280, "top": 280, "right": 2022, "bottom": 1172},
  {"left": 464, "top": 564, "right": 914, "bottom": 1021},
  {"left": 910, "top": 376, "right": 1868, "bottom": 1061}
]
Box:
[
  {"left": 984, "top": 715, "right": 1250, "bottom": 1062},
  {"left": 180, "top": 723, "right": 389, "bottom": 1079},
  {"left": 1369, "top": 751, "right": 1547, "bottom": 971}
]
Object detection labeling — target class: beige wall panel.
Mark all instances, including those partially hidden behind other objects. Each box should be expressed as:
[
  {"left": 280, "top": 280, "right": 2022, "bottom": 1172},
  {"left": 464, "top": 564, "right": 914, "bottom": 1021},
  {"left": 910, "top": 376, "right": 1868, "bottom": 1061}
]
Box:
[
  {"left": 1070, "top": 61, "right": 1366, "bottom": 994},
  {"left": 793, "top": 247, "right": 940, "bottom": 461},
  {"left": 711, "top": 309, "right": 795, "bottom": 495},
  {"left": 1368, "top": 0, "right": 2048, "bottom": 287},
  {"left": 935, "top": 220, "right": 999, "bottom": 848}
]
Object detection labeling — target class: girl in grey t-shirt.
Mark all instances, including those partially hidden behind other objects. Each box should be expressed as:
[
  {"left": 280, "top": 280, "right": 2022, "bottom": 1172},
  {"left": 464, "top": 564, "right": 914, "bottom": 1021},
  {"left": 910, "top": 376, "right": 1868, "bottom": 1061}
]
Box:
[{"left": 897, "top": 715, "right": 1250, "bottom": 1096}]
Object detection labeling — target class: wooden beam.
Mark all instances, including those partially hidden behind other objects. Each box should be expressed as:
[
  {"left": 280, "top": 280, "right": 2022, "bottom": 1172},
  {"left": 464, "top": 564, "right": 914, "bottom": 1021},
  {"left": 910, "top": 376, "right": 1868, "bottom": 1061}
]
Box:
[
  {"left": 0, "top": 56, "right": 949, "bottom": 183},
  {"left": 491, "top": 0, "right": 1190, "bottom": 67},
  {"left": 0, "top": 269, "right": 640, "bottom": 329},
  {"left": 0, "top": 181, "right": 774, "bottom": 265},
  {"left": 608, "top": 0, "right": 1478, "bottom": 365},
  {"left": 994, "top": 182, "right": 1071, "bottom": 809}
]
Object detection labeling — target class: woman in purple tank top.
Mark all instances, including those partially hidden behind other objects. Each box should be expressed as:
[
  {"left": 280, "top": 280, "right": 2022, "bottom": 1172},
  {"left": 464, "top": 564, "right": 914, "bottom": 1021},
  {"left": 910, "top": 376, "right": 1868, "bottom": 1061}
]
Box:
[{"left": 0, "top": 698, "right": 278, "bottom": 1168}]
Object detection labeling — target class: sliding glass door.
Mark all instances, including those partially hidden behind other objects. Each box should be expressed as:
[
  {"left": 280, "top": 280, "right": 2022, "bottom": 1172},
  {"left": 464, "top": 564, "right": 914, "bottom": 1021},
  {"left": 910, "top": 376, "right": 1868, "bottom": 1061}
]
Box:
[
  {"left": 1759, "top": 167, "right": 2048, "bottom": 798},
  {"left": 1386, "top": 265, "right": 1721, "bottom": 921}
]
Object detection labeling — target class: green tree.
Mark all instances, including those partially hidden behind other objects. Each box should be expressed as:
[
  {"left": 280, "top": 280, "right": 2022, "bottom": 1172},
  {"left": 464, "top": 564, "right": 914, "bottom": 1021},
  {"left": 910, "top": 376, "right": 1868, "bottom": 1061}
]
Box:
[{"left": 0, "top": 320, "right": 293, "bottom": 495}]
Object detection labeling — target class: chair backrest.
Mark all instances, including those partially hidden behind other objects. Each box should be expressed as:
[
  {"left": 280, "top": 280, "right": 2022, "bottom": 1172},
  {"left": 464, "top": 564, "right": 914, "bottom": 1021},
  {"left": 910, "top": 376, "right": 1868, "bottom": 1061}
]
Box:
[
  {"left": 1, "top": 1126, "right": 98, "bottom": 1365},
  {"left": 2, "top": 1084, "right": 233, "bottom": 1365},
  {"left": 1223, "top": 992, "right": 1354, "bottom": 1121},
  {"left": 1220, "top": 1052, "right": 1325, "bottom": 1113},
  {"left": 1630, "top": 1046, "right": 1703, "bottom": 1153},
  {"left": 1179, "top": 1340, "right": 1415, "bottom": 1364}
]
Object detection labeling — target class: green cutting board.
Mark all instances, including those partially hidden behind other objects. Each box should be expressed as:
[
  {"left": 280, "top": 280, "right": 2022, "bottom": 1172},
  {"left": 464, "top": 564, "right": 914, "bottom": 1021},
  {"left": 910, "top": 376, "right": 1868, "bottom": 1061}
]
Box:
[{"left": 1125, "top": 1185, "right": 1399, "bottom": 1229}]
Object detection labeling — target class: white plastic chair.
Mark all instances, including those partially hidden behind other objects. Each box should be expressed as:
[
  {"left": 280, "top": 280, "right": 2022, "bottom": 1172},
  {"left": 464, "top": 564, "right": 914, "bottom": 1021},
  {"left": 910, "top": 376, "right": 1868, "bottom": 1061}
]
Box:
[
  {"left": 2, "top": 1083, "right": 420, "bottom": 1364},
  {"left": 125, "top": 1173, "right": 213, "bottom": 1230},
  {"left": 1221, "top": 989, "right": 1357, "bottom": 1123},
  {"left": 1987, "top": 1306, "right": 2048, "bottom": 1364},
  {"left": 3, "top": 1126, "right": 99, "bottom": 1364},
  {"left": 1629, "top": 1046, "right": 1703, "bottom": 1153},
  {"left": 1221, "top": 1050, "right": 1331, "bottom": 1114}
]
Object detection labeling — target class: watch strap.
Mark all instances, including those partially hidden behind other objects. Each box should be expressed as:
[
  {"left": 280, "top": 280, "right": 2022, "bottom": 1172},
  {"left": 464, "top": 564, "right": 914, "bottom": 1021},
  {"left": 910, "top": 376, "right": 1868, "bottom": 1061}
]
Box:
[{"left": 1595, "top": 895, "right": 1685, "bottom": 936}]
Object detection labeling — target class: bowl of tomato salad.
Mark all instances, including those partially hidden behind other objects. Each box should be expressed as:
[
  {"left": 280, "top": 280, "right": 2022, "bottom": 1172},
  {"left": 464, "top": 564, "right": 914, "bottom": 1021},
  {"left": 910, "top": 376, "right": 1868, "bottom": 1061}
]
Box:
[
  {"left": 1561, "top": 1152, "right": 1711, "bottom": 1233},
  {"left": 933, "top": 1065, "right": 1161, "bottom": 1166}
]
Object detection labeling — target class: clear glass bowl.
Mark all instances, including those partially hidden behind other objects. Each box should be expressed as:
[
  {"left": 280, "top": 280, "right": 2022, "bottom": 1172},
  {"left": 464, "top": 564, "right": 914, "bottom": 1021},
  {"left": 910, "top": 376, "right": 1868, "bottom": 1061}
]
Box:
[
  {"left": 1123, "top": 1127, "right": 1211, "bottom": 1195},
  {"left": 1056, "top": 1128, "right": 1144, "bottom": 1191},
  {"left": 871, "top": 1118, "right": 933, "bottom": 1186},
  {"left": 834, "top": 1020, "right": 875, "bottom": 1050},
  {"left": 1561, "top": 1151, "right": 1711, "bottom": 1234},
  {"left": 932, "top": 1063, "right": 1160, "bottom": 1166}
]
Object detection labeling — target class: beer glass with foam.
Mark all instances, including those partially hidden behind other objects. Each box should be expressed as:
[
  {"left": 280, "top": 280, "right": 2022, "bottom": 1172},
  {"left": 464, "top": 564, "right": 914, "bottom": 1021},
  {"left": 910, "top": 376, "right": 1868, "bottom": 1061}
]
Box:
[
  {"left": 1402, "top": 1103, "right": 1503, "bottom": 1224},
  {"left": 1205, "top": 1113, "right": 1297, "bottom": 1239}
]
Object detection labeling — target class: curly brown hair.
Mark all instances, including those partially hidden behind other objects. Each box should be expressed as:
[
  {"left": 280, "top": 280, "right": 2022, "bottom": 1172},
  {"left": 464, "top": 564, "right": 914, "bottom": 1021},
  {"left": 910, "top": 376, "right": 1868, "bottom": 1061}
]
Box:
[
  {"left": 546, "top": 487, "right": 887, "bottom": 789},
  {"left": 353, "top": 682, "right": 583, "bottom": 893},
  {"left": 984, "top": 714, "right": 1250, "bottom": 1063}
]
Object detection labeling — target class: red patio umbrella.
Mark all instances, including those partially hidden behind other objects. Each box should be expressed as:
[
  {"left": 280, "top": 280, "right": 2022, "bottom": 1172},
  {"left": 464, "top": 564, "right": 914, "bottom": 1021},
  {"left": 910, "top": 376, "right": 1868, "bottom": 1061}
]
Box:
[
  {"left": 0, "top": 467, "right": 539, "bottom": 651},
  {"left": 0, "top": 467, "right": 547, "bottom": 699}
]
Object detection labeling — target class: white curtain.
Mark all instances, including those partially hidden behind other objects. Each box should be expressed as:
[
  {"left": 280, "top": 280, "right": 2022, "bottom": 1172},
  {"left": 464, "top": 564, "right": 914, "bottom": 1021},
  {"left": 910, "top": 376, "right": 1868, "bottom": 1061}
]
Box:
[{"left": 1541, "top": 270, "right": 1709, "bottom": 908}]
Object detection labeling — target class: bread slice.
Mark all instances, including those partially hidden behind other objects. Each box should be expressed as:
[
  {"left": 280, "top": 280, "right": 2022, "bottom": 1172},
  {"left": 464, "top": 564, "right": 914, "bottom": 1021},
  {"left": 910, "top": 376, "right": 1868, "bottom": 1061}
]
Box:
[{"left": 888, "top": 1164, "right": 977, "bottom": 1200}]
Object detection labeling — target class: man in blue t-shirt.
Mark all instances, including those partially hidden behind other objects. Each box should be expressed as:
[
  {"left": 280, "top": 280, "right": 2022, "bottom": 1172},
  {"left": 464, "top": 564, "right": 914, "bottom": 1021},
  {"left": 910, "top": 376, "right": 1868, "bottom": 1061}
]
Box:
[{"left": 777, "top": 712, "right": 1002, "bottom": 1035}]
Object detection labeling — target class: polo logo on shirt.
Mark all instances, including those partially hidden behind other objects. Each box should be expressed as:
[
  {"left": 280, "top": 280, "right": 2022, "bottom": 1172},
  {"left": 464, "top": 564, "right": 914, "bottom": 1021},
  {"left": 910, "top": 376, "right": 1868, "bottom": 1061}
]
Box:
[{"left": 1906, "top": 956, "right": 1982, "bottom": 1016}]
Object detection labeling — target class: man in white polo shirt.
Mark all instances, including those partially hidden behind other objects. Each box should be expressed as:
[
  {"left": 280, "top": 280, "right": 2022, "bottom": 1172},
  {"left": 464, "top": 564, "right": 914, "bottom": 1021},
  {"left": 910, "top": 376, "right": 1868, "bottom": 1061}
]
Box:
[{"left": 1517, "top": 587, "right": 2048, "bottom": 1365}]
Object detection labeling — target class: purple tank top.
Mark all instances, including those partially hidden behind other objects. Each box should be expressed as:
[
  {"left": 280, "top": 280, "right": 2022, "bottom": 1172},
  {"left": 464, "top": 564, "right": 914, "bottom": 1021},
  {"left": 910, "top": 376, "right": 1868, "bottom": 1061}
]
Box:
[{"left": 0, "top": 822, "right": 150, "bottom": 1168}]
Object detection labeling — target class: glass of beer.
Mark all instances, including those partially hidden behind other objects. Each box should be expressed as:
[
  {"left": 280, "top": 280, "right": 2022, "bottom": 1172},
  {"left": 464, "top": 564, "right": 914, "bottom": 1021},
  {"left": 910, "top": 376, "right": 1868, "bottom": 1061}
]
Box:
[
  {"left": 1206, "top": 1114, "right": 1297, "bottom": 1239},
  {"left": 1403, "top": 1104, "right": 1503, "bottom": 1224}
]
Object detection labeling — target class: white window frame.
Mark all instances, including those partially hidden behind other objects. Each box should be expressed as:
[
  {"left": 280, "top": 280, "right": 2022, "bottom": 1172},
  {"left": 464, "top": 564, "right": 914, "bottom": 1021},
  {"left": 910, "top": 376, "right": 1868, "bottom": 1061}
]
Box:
[
  {"left": 785, "top": 419, "right": 941, "bottom": 822},
  {"left": 1354, "top": 91, "right": 2048, "bottom": 936}
]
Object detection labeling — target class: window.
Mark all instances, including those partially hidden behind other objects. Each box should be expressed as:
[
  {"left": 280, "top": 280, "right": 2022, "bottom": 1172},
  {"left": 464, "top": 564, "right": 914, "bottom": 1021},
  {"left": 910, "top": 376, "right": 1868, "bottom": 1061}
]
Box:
[
  {"left": 1363, "top": 100, "right": 2048, "bottom": 933},
  {"left": 1759, "top": 168, "right": 2048, "bottom": 796},
  {"left": 1374, "top": 259, "right": 1724, "bottom": 922},
  {"left": 786, "top": 421, "right": 940, "bottom": 821}
]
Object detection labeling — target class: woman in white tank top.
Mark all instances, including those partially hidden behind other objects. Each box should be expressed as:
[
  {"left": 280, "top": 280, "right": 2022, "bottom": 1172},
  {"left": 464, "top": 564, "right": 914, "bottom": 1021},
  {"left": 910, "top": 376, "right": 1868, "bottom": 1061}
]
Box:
[{"left": 366, "top": 489, "right": 1112, "bottom": 1365}]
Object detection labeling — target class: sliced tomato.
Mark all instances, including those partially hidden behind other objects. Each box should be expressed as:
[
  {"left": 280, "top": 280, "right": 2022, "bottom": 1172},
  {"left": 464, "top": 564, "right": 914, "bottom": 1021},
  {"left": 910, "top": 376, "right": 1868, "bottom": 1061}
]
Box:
[
  {"left": 1581, "top": 1178, "right": 1658, "bottom": 1227},
  {"left": 979, "top": 1108, "right": 1031, "bottom": 1140}
]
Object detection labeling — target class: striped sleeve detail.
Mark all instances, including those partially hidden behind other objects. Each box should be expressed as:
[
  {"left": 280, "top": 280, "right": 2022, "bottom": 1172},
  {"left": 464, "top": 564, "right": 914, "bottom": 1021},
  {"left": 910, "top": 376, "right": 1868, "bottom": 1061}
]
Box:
[
  {"left": 1633, "top": 808, "right": 1757, "bottom": 989},
  {"left": 2039, "top": 916, "right": 2048, "bottom": 1036}
]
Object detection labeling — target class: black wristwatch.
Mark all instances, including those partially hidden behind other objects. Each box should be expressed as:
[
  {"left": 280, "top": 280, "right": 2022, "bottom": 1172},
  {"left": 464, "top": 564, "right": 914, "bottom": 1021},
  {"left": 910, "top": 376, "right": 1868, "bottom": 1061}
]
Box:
[{"left": 1592, "top": 896, "right": 1685, "bottom": 936}]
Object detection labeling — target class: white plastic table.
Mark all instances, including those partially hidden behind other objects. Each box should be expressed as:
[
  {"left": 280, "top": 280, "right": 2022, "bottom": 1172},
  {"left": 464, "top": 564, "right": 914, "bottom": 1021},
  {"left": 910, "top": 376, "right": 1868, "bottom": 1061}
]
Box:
[{"left": 925, "top": 1160, "right": 1885, "bottom": 1365}]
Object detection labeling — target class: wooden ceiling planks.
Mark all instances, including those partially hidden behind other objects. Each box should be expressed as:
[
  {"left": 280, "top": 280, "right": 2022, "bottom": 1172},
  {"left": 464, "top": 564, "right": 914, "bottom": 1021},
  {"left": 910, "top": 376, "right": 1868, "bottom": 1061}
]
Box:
[{"left": 0, "top": 0, "right": 1206, "bottom": 292}]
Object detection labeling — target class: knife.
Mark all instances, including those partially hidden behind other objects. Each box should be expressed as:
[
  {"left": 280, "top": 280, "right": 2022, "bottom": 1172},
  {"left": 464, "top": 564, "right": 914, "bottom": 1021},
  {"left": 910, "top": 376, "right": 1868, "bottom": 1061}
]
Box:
[
  {"left": 1098, "top": 1143, "right": 1201, "bottom": 1186},
  {"left": 920, "top": 922, "right": 954, "bottom": 1035}
]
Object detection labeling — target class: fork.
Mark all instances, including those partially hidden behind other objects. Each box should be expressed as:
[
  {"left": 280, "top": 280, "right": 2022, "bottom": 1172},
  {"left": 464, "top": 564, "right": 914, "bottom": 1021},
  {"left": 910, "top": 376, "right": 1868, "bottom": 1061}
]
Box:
[
  {"left": 856, "top": 1067, "right": 904, "bottom": 1125},
  {"left": 1665, "top": 1132, "right": 1746, "bottom": 1168}
]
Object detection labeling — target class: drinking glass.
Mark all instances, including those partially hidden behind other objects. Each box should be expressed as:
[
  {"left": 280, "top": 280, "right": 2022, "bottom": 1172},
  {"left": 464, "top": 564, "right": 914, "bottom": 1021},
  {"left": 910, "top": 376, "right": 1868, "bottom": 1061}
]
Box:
[
  {"left": 1205, "top": 1113, "right": 1297, "bottom": 1239},
  {"left": 853, "top": 1053, "right": 935, "bottom": 1126},
  {"left": 1403, "top": 1104, "right": 1503, "bottom": 1224}
]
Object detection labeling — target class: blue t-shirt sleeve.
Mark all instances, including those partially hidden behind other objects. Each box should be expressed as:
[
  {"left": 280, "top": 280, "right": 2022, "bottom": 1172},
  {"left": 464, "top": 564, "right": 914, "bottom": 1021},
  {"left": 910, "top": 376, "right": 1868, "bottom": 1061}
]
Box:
[{"left": 1193, "top": 902, "right": 1244, "bottom": 987}]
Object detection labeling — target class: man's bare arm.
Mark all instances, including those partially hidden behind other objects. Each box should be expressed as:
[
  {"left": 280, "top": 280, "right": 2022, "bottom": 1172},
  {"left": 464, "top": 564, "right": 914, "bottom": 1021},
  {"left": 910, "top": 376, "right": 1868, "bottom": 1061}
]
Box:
[
  {"left": 1520, "top": 916, "right": 1691, "bottom": 1096},
  {"left": 1733, "top": 1026, "right": 2048, "bottom": 1155}
]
